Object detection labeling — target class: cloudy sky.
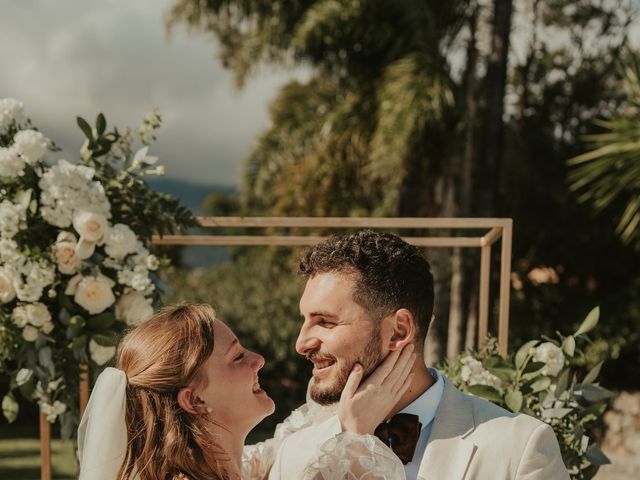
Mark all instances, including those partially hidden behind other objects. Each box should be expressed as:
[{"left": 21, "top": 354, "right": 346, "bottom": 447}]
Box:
[{"left": 0, "top": 0, "right": 300, "bottom": 188}]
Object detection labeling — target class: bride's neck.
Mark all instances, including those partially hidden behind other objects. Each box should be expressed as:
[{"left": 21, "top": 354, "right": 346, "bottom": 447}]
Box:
[{"left": 209, "top": 428, "right": 246, "bottom": 479}]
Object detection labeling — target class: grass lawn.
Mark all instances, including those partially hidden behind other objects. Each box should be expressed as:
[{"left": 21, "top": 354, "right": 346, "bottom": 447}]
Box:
[{"left": 0, "top": 425, "right": 77, "bottom": 480}]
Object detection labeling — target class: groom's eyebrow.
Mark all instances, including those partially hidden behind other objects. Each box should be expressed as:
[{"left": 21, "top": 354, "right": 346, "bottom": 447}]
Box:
[{"left": 308, "top": 311, "right": 337, "bottom": 319}]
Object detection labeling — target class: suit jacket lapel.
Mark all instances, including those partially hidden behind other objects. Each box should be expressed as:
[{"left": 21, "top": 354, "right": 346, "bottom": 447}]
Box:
[{"left": 417, "top": 378, "right": 478, "bottom": 480}]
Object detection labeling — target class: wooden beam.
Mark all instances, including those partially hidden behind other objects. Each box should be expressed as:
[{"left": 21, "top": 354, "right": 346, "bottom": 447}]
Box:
[
  {"left": 152, "top": 235, "right": 484, "bottom": 247},
  {"left": 478, "top": 243, "right": 491, "bottom": 348},
  {"left": 195, "top": 216, "right": 512, "bottom": 229},
  {"left": 480, "top": 226, "right": 502, "bottom": 247},
  {"left": 80, "top": 364, "right": 89, "bottom": 418}
]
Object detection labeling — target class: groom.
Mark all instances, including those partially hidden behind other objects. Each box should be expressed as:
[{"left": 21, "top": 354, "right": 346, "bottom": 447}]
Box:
[{"left": 263, "top": 230, "right": 569, "bottom": 479}]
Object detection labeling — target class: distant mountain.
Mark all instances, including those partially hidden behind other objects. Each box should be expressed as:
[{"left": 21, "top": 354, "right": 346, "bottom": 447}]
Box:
[
  {"left": 147, "top": 178, "right": 238, "bottom": 268},
  {"left": 147, "top": 178, "right": 237, "bottom": 214}
]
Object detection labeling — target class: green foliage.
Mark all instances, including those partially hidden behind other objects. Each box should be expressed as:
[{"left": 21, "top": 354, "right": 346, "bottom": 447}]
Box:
[
  {"left": 0, "top": 107, "right": 195, "bottom": 435},
  {"left": 441, "top": 308, "right": 614, "bottom": 479},
  {"left": 569, "top": 52, "right": 640, "bottom": 250}
]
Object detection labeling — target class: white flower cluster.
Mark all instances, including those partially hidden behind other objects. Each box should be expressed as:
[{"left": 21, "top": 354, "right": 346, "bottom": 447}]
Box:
[
  {"left": 459, "top": 355, "right": 503, "bottom": 390},
  {"left": 533, "top": 342, "right": 565, "bottom": 377},
  {"left": 0, "top": 199, "right": 27, "bottom": 238},
  {"left": 12, "top": 302, "right": 54, "bottom": 341},
  {"left": 38, "top": 159, "right": 110, "bottom": 228},
  {"left": 33, "top": 377, "right": 67, "bottom": 423},
  {"left": 0, "top": 98, "right": 25, "bottom": 127}
]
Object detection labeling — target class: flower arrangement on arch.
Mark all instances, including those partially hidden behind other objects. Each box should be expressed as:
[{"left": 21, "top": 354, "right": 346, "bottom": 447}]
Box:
[
  {"left": 0, "top": 98, "right": 196, "bottom": 435},
  {"left": 441, "top": 307, "right": 615, "bottom": 480}
]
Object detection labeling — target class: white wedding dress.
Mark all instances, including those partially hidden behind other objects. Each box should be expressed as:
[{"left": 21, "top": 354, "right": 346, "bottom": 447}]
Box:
[{"left": 242, "top": 391, "right": 405, "bottom": 479}]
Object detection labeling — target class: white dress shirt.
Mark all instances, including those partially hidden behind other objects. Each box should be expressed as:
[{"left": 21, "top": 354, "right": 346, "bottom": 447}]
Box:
[{"left": 399, "top": 368, "right": 445, "bottom": 479}]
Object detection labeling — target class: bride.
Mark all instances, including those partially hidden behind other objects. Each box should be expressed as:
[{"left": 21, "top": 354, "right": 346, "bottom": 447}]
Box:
[{"left": 78, "top": 303, "right": 413, "bottom": 479}]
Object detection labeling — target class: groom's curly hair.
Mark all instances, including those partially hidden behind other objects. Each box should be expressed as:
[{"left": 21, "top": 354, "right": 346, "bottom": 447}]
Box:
[
  {"left": 298, "top": 230, "right": 435, "bottom": 343},
  {"left": 116, "top": 303, "right": 228, "bottom": 480}
]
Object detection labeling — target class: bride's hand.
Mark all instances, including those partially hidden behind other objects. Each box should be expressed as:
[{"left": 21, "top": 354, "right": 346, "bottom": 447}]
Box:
[{"left": 338, "top": 344, "right": 415, "bottom": 435}]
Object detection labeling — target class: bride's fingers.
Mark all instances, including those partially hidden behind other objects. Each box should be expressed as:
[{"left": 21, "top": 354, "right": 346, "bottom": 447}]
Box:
[
  {"left": 394, "top": 372, "right": 415, "bottom": 402},
  {"left": 381, "top": 344, "right": 415, "bottom": 389},
  {"left": 341, "top": 363, "right": 364, "bottom": 401},
  {"left": 389, "top": 352, "right": 416, "bottom": 393},
  {"left": 365, "top": 348, "right": 402, "bottom": 386}
]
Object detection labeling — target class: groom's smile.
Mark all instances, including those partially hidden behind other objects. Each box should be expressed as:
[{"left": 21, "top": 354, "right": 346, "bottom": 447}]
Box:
[{"left": 297, "top": 271, "right": 386, "bottom": 405}]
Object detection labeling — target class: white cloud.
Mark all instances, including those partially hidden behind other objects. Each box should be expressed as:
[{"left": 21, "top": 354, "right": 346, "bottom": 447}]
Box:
[{"left": 0, "top": 0, "right": 298, "bottom": 186}]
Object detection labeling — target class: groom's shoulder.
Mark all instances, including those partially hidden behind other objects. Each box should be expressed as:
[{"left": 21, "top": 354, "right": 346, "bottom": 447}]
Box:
[{"left": 446, "top": 379, "right": 548, "bottom": 433}]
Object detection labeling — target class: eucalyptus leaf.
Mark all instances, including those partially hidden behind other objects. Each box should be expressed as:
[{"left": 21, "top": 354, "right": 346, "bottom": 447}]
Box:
[
  {"left": 68, "top": 334, "right": 87, "bottom": 350},
  {"left": 583, "top": 361, "right": 604, "bottom": 385},
  {"left": 585, "top": 446, "right": 610, "bottom": 466},
  {"left": 515, "top": 340, "right": 539, "bottom": 369},
  {"left": 96, "top": 113, "right": 106, "bottom": 136},
  {"left": 77, "top": 116, "right": 93, "bottom": 140},
  {"left": 578, "top": 384, "right": 616, "bottom": 403},
  {"left": 562, "top": 335, "right": 576, "bottom": 357},
  {"left": 38, "top": 347, "right": 55, "bottom": 377},
  {"left": 92, "top": 331, "right": 120, "bottom": 347},
  {"left": 530, "top": 376, "right": 551, "bottom": 393},
  {"left": 505, "top": 389, "right": 523, "bottom": 412},
  {"left": 2, "top": 393, "right": 19, "bottom": 423},
  {"left": 467, "top": 384, "right": 503, "bottom": 403},
  {"left": 555, "top": 368, "right": 570, "bottom": 397},
  {"left": 87, "top": 312, "right": 116, "bottom": 331},
  {"left": 542, "top": 407, "right": 573, "bottom": 419},
  {"left": 575, "top": 306, "right": 600, "bottom": 337},
  {"left": 523, "top": 361, "right": 546, "bottom": 374}
]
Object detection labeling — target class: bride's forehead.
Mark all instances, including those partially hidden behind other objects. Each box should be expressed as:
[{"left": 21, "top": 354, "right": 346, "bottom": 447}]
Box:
[{"left": 213, "top": 320, "right": 237, "bottom": 348}]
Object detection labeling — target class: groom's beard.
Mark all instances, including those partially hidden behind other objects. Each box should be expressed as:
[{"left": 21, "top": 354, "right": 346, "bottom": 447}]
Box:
[{"left": 309, "top": 328, "right": 383, "bottom": 405}]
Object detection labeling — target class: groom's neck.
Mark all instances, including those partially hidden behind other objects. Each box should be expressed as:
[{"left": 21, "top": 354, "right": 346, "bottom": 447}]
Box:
[{"left": 389, "top": 361, "right": 434, "bottom": 417}]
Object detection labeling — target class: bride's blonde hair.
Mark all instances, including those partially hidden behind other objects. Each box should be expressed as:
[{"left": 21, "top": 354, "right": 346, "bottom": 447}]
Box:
[{"left": 116, "top": 303, "right": 229, "bottom": 480}]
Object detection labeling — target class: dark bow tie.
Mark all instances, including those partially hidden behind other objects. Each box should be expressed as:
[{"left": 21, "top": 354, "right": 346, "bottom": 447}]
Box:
[{"left": 374, "top": 413, "right": 422, "bottom": 465}]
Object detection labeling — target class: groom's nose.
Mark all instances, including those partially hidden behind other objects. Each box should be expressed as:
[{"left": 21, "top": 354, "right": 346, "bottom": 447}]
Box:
[{"left": 296, "top": 322, "right": 320, "bottom": 356}]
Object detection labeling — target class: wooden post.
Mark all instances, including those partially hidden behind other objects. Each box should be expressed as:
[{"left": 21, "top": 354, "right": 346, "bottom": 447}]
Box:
[
  {"left": 39, "top": 411, "right": 51, "bottom": 480},
  {"left": 478, "top": 243, "right": 491, "bottom": 348},
  {"left": 79, "top": 364, "right": 90, "bottom": 418},
  {"left": 498, "top": 220, "right": 513, "bottom": 357}
]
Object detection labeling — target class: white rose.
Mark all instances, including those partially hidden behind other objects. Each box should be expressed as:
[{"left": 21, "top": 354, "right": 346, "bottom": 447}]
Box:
[
  {"left": 22, "top": 325, "right": 39, "bottom": 341},
  {"left": 13, "top": 129, "right": 51, "bottom": 164},
  {"left": 0, "top": 147, "right": 25, "bottom": 178},
  {"left": 105, "top": 224, "right": 137, "bottom": 260},
  {"left": 74, "top": 274, "right": 116, "bottom": 314},
  {"left": 131, "top": 271, "right": 151, "bottom": 292},
  {"left": 89, "top": 339, "right": 116, "bottom": 366},
  {"left": 16, "top": 368, "right": 33, "bottom": 386},
  {"left": 0, "top": 238, "right": 20, "bottom": 263},
  {"left": 115, "top": 291, "right": 153, "bottom": 326},
  {"left": 0, "top": 98, "right": 25, "bottom": 126},
  {"left": 64, "top": 274, "right": 83, "bottom": 296},
  {"left": 14, "top": 302, "right": 51, "bottom": 327},
  {"left": 533, "top": 342, "right": 566, "bottom": 377},
  {"left": 52, "top": 232, "right": 80, "bottom": 275},
  {"left": 145, "top": 254, "right": 159, "bottom": 271},
  {"left": 41, "top": 321, "right": 54, "bottom": 334},
  {"left": 41, "top": 400, "right": 66, "bottom": 423},
  {"left": 0, "top": 267, "right": 16, "bottom": 303},
  {"left": 73, "top": 211, "right": 108, "bottom": 243},
  {"left": 0, "top": 200, "right": 26, "bottom": 238}
]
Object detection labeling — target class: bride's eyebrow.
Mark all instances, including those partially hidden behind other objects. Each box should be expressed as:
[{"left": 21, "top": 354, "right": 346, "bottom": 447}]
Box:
[{"left": 225, "top": 338, "right": 239, "bottom": 356}]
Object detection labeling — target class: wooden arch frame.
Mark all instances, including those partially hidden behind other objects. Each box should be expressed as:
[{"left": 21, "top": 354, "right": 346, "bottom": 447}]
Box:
[{"left": 39, "top": 216, "right": 513, "bottom": 480}]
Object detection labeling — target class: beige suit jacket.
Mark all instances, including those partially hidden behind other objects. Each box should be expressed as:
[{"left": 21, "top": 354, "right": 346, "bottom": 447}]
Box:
[{"left": 269, "top": 377, "right": 570, "bottom": 480}]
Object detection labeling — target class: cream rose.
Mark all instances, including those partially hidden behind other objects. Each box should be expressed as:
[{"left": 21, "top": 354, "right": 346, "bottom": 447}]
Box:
[
  {"left": 115, "top": 291, "right": 153, "bottom": 326},
  {"left": 104, "top": 224, "right": 137, "bottom": 260},
  {"left": 52, "top": 232, "right": 80, "bottom": 275},
  {"left": 41, "top": 321, "right": 55, "bottom": 334},
  {"left": 12, "top": 302, "right": 51, "bottom": 327},
  {"left": 73, "top": 211, "right": 108, "bottom": 260},
  {"left": 533, "top": 342, "right": 566, "bottom": 377},
  {"left": 22, "top": 325, "right": 39, "bottom": 342},
  {"left": 74, "top": 274, "right": 116, "bottom": 314},
  {"left": 0, "top": 267, "right": 16, "bottom": 303},
  {"left": 89, "top": 339, "right": 116, "bottom": 366}
]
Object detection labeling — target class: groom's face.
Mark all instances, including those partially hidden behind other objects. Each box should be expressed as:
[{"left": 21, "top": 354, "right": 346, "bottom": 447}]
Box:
[{"left": 297, "top": 271, "right": 386, "bottom": 405}]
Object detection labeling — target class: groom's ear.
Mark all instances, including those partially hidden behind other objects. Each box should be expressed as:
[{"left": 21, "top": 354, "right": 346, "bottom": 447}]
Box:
[
  {"left": 177, "top": 388, "right": 204, "bottom": 415},
  {"left": 387, "top": 308, "right": 415, "bottom": 351}
]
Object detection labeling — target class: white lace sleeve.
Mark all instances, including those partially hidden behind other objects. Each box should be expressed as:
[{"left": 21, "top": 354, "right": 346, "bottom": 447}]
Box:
[
  {"left": 303, "top": 432, "right": 406, "bottom": 480},
  {"left": 242, "top": 393, "right": 337, "bottom": 480}
]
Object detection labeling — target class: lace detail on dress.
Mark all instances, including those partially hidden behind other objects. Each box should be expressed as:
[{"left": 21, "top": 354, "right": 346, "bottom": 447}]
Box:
[
  {"left": 302, "top": 432, "right": 406, "bottom": 480},
  {"left": 242, "top": 393, "right": 337, "bottom": 479}
]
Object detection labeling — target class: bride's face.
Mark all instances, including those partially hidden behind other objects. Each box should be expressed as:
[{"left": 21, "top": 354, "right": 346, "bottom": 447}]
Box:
[{"left": 197, "top": 321, "right": 275, "bottom": 431}]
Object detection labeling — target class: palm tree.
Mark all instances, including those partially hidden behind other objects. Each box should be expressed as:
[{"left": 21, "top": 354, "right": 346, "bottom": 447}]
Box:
[{"left": 568, "top": 52, "right": 640, "bottom": 250}]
